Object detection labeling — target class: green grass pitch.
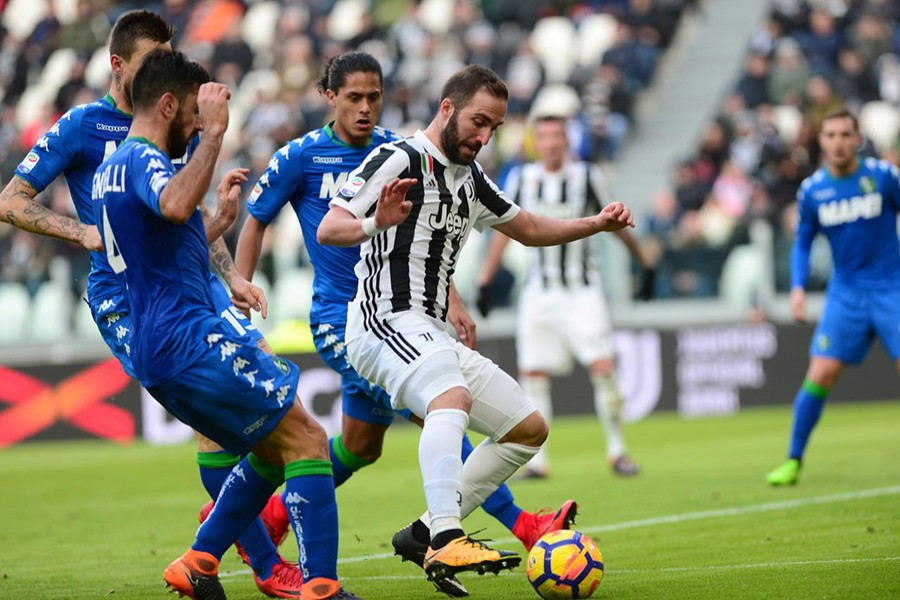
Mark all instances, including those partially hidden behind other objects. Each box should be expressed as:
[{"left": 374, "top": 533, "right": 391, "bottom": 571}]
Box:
[{"left": 1, "top": 401, "right": 898, "bottom": 599}]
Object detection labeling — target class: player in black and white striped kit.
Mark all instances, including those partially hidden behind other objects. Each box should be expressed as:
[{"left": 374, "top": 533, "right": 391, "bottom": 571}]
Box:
[
  {"left": 317, "top": 65, "right": 635, "bottom": 588},
  {"left": 477, "top": 116, "right": 653, "bottom": 479}
]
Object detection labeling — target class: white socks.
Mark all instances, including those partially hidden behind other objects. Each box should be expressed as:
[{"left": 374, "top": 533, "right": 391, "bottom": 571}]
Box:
[
  {"left": 419, "top": 408, "right": 468, "bottom": 537},
  {"left": 520, "top": 376, "right": 551, "bottom": 472},
  {"left": 592, "top": 373, "right": 626, "bottom": 459},
  {"left": 459, "top": 439, "right": 539, "bottom": 518}
]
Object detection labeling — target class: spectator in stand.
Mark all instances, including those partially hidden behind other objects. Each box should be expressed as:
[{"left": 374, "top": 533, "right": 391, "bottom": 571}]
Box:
[
  {"left": 768, "top": 38, "right": 811, "bottom": 106},
  {"left": 735, "top": 52, "right": 772, "bottom": 109},
  {"left": 794, "top": 7, "right": 842, "bottom": 74},
  {"left": 831, "top": 47, "right": 881, "bottom": 103},
  {"left": 804, "top": 75, "right": 844, "bottom": 132}
]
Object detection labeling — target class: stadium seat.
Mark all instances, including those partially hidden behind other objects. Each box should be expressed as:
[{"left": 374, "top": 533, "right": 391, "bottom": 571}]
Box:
[
  {"left": 529, "top": 84, "right": 582, "bottom": 120},
  {"left": 772, "top": 104, "right": 803, "bottom": 146},
  {"left": 271, "top": 268, "right": 313, "bottom": 323},
  {"left": 719, "top": 244, "right": 764, "bottom": 309},
  {"left": 328, "top": 0, "right": 368, "bottom": 41},
  {"left": 578, "top": 13, "right": 618, "bottom": 67},
  {"left": 40, "top": 48, "right": 78, "bottom": 94},
  {"left": 2, "top": 0, "right": 48, "bottom": 40},
  {"left": 85, "top": 46, "right": 111, "bottom": 91},
  {"left": 859, "top": 101, "right": 900, "bottom": 154},
  {"left": 418, "top": 0, "right": 455, "bottom": 35},
  {"left": 0, "top": 283, "right": 32, "bottom": 343},
  {"left": 530, "top": 17, "right": 578, "bottom": 84},
  {"left": 241, "top": 1, "right": 281, "bottom": 52},
  {"left": 14, "top": 84, "right": 56, "bottom": 129},
  {"left": 29, "top": 280, "right": 72, "bottom": 342}
]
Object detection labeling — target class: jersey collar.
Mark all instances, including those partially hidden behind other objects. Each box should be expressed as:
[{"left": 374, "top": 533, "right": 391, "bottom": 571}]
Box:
[
  {"left": 324, "top": 121, "right": 371, "bottom": 148},
  {"left": 124, "top": 136, "right": 160, "bottom": 150},
  {"left": 103, "top": 92, "right": 133, "bottom": 117}
]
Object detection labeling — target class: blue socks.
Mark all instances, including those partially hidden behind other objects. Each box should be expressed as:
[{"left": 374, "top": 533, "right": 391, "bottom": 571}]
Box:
[
  {"left": 283, "top": 459, "right": 338, "bottom": 581},
  {"left": 788, "top": 380, "right": 829, "bottom": 460},
  {"left": 196, "top": 451, "right": 279, "bottom": 579},
  {"left": 329, "top": 434, "right": 372, "bottom": 487},
  {"left": 193, "top": 454, "right": 282, "bottom": 570},
  {"left": 462, "top": 434, "right": 523, "bottom": 531}
]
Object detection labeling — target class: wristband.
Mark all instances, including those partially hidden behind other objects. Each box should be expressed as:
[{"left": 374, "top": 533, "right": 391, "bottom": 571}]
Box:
[{"left": 362, "top": 216, "right": 385, "bottom": 237}]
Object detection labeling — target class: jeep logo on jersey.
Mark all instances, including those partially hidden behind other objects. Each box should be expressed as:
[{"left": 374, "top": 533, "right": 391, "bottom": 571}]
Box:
[
  {"left": 817, "top": 192, "right": 882, "bottom": 226},
  {"left": 428, "top": 203, "right": 469, "bottom": 236}
]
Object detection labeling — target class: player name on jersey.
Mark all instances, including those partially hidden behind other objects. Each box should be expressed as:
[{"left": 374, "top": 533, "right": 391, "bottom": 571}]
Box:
[
  {"left": 91, "top": 163, "right": 127, "bottom": 199},
  {"left": 817, "top": 192, "right": 882, "bottom": 227}
]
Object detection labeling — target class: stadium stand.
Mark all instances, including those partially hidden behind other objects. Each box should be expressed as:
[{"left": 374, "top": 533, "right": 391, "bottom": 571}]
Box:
[{"left": 4, "top": 0, "right": 897, "bottom": 343}]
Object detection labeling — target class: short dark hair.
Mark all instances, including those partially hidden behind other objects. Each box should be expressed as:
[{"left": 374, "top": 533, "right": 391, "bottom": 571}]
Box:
[
  {"left": 109, "top": 10, "right": 175, "bottom": 60},
  {"left": 821, "top": 107, "right": 859, "bottom": 132},
  {"left": 440, "top": 65, "right": 508, "bottom": 111},
  {"left": 317, "top": 51, "right": 383, "bottom": 94},
  {"left": 131, "top": 50, "right": 211, "bottom": 111}
]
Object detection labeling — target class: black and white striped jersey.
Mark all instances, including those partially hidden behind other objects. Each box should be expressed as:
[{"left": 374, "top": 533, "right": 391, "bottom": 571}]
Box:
[
  {"left": 504, "top": 160, "right": 607, "bottom": 290},
  {"left": 330, "top": 130, "right": 520, "bottom": 328}
]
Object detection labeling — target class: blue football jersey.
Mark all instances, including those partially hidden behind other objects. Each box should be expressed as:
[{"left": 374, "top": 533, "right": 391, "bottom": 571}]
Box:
[
  {"left": 246, "top": 123, "right": 400, "bottom": 324},
  {"left": 14, "top": 93, "right": 196, "bottom": 304},
  {"left": 792, "top": 157, "right": 900, "bottom": 290},
  {"left": 93, "top": 138, "right": 216, "bottom": 386},
  {"left": 15, "top": 95, "right": 131, "bottom": 301}
]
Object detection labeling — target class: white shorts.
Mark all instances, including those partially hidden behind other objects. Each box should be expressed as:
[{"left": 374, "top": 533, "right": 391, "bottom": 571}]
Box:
[
  {"left": 346, "top": 309, "right": 535, "bottom": 440},
  {"left": 516, "top": 286, "right": 614, "bottom": 374}
]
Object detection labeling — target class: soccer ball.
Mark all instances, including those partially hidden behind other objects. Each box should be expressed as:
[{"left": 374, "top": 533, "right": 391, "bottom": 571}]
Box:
[{"left": 526, "top": 530, "right": 604, "bottom": 599}]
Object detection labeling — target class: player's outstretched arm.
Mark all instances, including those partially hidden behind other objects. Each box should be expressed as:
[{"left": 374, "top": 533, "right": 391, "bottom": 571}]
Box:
[
  {"left": 318, "top": 177, "right": 416, "bottom": 247},
  {"left": 0, "top": 177, "right": 102, "bottom": 250},
  {"left": 204, "top": 167, "right": 249, "bottom": 243},
  {"left": 494, "top": 201, "right": 635, "bottom": 247},
  {"left": 158, "top": 82, "right": 231, "bottom": 224}
]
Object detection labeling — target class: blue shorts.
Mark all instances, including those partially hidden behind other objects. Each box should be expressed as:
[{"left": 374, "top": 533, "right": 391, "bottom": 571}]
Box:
[
  {"left": 312, "top": 320, "right": 395, "bottom": 426},
  {"left": 89, "top": 276, "right": 264, "bottom": 379},
  {"left": 147, "top": 319, "right": 299, "bottom": 455},
  {"left": 811, "top": 284, "right": 900, "bottom": 364}
]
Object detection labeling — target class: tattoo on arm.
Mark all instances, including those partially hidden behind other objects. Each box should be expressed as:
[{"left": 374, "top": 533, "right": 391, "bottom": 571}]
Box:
[
  {"left": 0, "top": 178, "right": 88, "bottom": 244},
  {"left": 209, "top": 237, "right": 235, "bottom": 280}
]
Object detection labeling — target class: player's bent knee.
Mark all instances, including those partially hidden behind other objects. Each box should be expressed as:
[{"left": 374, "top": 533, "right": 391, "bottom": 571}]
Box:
[
  {"left": 427, "top": 386, "right": 473, "bottom": 413},
  {"left": 498, "top": 410, "right": 547, "bottom": 447},
  {"left": 194, "top": 431, "right": 224, "bottom": 452},
  {"left": 267, "top": 400, "right": 330, "bottom": 462}
]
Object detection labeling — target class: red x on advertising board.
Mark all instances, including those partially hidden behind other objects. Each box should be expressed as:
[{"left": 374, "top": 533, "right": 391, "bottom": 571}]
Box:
[{"left": 0, "top": 358, "right": 134, "bottom": 447}]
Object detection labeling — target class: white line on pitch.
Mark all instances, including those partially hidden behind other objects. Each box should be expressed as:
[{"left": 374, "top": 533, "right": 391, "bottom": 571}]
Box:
[
  {"left": 334, "top": 485, "right": 900, "bottom": 565},
  {"left": 222, "top": 556, "right": 900, "bottom": 581}
]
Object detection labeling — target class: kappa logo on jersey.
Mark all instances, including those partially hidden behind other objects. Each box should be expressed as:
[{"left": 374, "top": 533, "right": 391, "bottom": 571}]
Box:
[
  {"left": 339, "top": 175, "right": 365, "bottom": 198},
  {"left": 149, "top": 171, "right": 170, "bottom": 195},
  {"left": 36, "top": 136, "right": 51, "bottom": 152},
  {"left": 145, "top": 157, "right": 167, "bottom": 173},
  {"left": 268, "top": 155, "right": 281, "bottom": 174},
  {"left": 817, "top": 192, "right": 882, "bottom": 226},
  {"left": 428, "top": 203, "right": 469, "bottom": 237},
  {"left": 96, "top": 123, "right": 129, "bottom": 133},
  {"left": 18, "top": 151, "right": 40, "bottom": 173},
  {"left": 313, "top": 155, "right": 343, "bottom": 164}
]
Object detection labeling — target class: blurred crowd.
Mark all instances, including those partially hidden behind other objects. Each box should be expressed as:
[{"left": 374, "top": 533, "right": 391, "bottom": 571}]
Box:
[
  {"left": 6, "top": 0, "right": 897, "bottom": 339},
  {"left": 643, "top": 0, "right": 900, "bottom": 301},
  {"left": 0, "top": 0, "right": 696, "bottom": 322}
]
